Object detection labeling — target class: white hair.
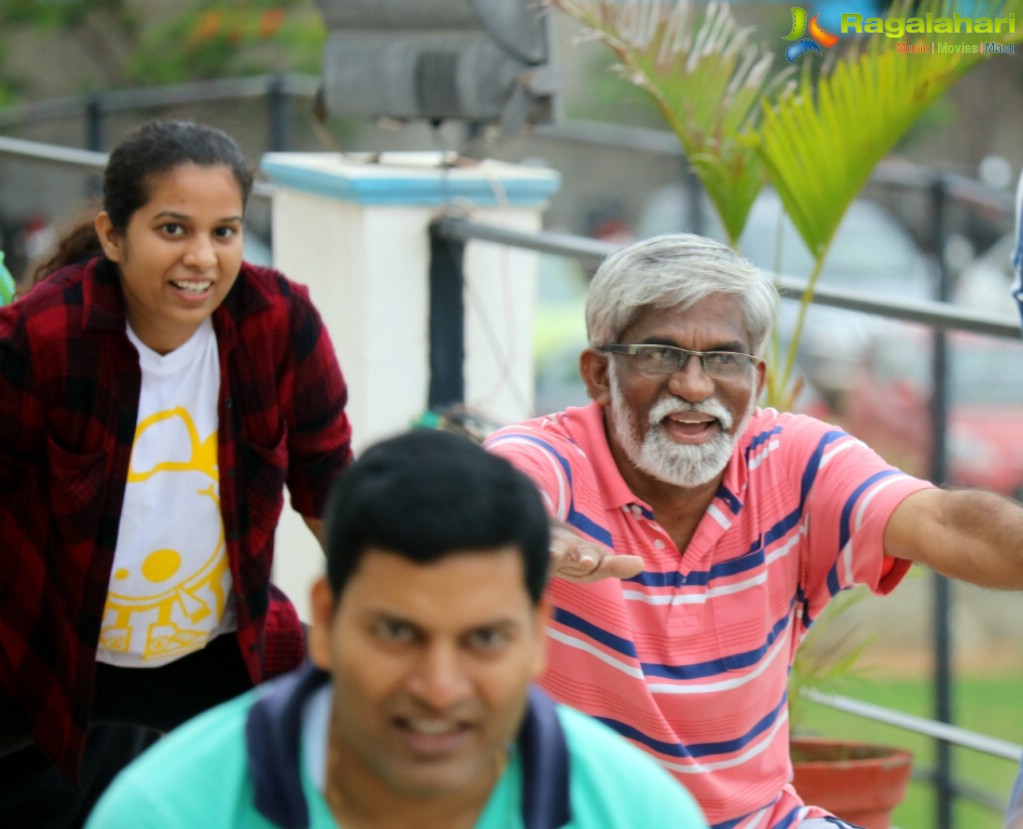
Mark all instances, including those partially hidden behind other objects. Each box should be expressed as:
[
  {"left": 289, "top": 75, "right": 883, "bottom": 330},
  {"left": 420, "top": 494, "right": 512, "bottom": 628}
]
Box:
[{"left": 586, "top": 233, "right": 779, "bottom": 354}]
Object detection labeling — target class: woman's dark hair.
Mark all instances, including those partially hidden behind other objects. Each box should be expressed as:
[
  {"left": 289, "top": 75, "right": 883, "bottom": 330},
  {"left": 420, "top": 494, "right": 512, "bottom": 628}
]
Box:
[
  {"left": 323, "top": 429, "right": 552, "bottom": 605},
  {"left": 29, "top": 120, "right": 253, "bottom": 287}
]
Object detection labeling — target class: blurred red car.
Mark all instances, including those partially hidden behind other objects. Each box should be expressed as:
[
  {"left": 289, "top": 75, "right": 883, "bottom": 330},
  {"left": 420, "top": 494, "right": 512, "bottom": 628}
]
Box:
[{"left": 825, "top": 328, "right": 1023, "bottom": 497}]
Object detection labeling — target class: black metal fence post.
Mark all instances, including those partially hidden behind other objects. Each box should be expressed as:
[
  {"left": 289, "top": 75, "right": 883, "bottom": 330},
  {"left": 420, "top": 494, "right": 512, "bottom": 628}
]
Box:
[
  {"left": 84, "top": 93, "right": 106, "bottom": 198},
  {"left": 267, "top": 73, "right": 290, "bottom": 151},
  {"left": 928, "top": 174, "right": 954, "bottom": 829},
  {"left": 427, "top": 219, "right": 466, "bottom": 411},
  {"left": 84, "top": 94, "right": 105, "bottom": 151}
]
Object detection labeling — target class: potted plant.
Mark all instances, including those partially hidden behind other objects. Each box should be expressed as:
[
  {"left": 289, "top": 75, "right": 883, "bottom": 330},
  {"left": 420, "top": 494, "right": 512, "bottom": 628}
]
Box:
[
  {"left": 544, "top": 0, "right": 1022, "bottom": 824},
  {"left": 786, "top": 590, "right": 914, "bottom": 829}
]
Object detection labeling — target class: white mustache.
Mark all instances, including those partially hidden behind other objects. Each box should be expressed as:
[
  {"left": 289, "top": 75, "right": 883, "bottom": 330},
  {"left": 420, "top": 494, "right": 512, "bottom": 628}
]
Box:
[{"left": 647, "top": 397, "right": 733, "bottom": 431}]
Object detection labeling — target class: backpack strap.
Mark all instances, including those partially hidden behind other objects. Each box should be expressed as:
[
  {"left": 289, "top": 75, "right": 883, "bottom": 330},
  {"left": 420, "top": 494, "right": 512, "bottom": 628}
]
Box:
[
  {"left": 518, "top": 685, "right": 572, "bottom": 829},
  {"left": 246, "top": 662, "right": 329, "bottom": 828}
]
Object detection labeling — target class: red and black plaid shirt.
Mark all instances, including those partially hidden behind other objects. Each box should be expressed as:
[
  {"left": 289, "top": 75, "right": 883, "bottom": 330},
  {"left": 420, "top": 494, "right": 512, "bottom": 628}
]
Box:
[{"left": 0, "top": 257, "right": 352, "bottom": 779}]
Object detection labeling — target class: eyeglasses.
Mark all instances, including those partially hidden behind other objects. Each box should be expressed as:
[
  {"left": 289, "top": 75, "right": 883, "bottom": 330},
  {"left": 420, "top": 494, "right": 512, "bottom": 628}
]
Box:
[{"left": 598, "top": 343, "right": 760, "bottom": 380}]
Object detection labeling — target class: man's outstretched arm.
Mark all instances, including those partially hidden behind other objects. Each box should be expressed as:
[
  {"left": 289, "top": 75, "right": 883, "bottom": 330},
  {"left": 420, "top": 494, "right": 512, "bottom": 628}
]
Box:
[{"left": 884, "top": 488, "right": 1023, "bottom": 588}]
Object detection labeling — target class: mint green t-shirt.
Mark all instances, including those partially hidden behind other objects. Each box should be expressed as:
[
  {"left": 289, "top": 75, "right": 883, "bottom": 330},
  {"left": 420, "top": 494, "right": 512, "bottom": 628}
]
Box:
[
  {"left": 474, "top": 705, "right": 707, "bottom": 828},
  {"left": 86, "top": 687, "right": 707, "bottom": 829}
]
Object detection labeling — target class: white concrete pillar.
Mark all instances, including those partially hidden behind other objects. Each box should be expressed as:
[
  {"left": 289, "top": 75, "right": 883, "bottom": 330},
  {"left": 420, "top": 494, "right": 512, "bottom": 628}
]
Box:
[{"left": 260, "top": 151, "right": 561, "bottom": 620}]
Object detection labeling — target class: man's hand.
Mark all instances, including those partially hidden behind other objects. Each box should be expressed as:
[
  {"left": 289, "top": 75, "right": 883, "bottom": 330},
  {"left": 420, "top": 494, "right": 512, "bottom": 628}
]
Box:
[{"left": 549, "top": 521, "right": 644, "bottom": 582}]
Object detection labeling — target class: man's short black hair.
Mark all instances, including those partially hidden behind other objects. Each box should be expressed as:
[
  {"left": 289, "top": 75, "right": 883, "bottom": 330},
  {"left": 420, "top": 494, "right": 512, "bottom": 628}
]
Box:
[{"left": 323, "top": 429, "right": 551, "bottom": 604}]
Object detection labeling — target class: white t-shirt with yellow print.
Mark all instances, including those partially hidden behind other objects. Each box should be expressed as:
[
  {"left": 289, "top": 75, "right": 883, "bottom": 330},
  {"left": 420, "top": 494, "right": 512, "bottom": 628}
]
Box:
[{"left": 98, "top": 317, "right": 236, "bottom": 668}]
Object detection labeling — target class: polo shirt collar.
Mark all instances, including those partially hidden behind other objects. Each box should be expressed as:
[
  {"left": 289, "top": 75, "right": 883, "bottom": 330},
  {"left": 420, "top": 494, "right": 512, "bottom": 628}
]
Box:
[{"left": 245, "top": 662, "right": 572, "bottom": 829}]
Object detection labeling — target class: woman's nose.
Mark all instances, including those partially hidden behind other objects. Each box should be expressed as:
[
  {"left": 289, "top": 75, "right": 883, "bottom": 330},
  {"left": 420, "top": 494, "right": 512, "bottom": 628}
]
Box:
[{"left": 184, "top": 235, "right": 217, "bottom": 270}]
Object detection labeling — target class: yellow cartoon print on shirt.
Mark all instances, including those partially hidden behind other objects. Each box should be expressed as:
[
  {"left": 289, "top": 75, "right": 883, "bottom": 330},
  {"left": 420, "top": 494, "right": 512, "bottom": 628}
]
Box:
[{"left": 100, "top": 407, "right": 230, "bottom": 662}]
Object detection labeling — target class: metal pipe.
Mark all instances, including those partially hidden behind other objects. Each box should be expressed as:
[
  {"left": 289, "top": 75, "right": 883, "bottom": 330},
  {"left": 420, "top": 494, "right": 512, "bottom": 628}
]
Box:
[
  {"left": 434, "top": 215, "right": 1023, "bottom": 340},
  {"left": 0, "top": 134, "right": 107, "bottom": 171},
  {"left": 801, "top": 689, "right": 1023, "bottom": 762},
  {"left": 0, "top": 74, "right": 320, "bottom": 129},
  {"left": 0, "top": 135, "right": 274, "bottom": 202},
  {"left": 928, "top": 175, "right": 954, "bottom": 829}
]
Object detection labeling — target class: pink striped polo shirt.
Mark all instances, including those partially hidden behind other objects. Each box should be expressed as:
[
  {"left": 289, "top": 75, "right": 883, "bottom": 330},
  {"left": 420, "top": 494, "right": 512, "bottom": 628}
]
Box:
[{"left": 485, "top": 403, "right": 933, "bottom": 829}]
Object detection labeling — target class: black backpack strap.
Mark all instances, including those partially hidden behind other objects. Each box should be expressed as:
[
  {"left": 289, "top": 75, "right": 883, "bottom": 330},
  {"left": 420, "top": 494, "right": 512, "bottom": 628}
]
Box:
[
  {"left": 518, "top": 685, "right": 572, "bottom": 829},
  {"left": 245, "top": 662, "right": 330, "bottom": 829}
]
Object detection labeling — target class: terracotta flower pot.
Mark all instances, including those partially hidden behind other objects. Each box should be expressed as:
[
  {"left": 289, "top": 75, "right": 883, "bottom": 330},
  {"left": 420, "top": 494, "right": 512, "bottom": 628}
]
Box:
[{"left": 791, "top": 737, "right": 914, "bottom": 829}]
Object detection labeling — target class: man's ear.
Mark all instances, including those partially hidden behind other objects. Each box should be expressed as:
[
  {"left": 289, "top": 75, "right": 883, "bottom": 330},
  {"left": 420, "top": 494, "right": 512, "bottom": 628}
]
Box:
[
  {"left": 580, "top": 348, "right": 612, "bottom": 406},
  {"left": 94, "top": 212, "right": 123, "bottom": 263},
  {"left": 755, "top": 358, "right": 767, "bottom": 401},
  {"left": 307, "top": 576, "right": 337, "bottom": 671}
]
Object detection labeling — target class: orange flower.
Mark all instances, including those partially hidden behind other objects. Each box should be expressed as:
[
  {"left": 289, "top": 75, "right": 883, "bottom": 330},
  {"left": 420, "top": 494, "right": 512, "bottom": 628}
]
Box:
[
  {"left": 193, "top": 10, "right": 224, "bottom": 43},
  {"left": 259, "top": 8, "right": 285, "bottom": 38}
]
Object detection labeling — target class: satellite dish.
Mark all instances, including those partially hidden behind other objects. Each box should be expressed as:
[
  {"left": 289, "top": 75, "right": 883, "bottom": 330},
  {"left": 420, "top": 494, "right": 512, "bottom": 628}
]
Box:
[{"left": 314, "top": 0, "right": 559, "bottom": 134}]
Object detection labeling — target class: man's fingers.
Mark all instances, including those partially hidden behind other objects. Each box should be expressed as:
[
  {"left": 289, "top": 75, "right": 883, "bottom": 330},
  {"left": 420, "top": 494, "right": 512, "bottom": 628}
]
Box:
[
  {"left": 548, "top": 525, "right": 643, "bottom": 582},
  {"left": 551, "top": 542, "right": 605, "bottom": 575},
  {"left": 603, "top": 554, "right": 644, "bottom": 580}
]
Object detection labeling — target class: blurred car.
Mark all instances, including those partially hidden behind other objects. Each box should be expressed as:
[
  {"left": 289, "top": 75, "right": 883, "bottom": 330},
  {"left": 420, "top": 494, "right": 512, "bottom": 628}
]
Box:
[
  {"left": 532, "top": 253, "right": 591, "bottom": 415},
  {"left": 836, "top": 328, "right": 1023, "bottom": 497},
  {"left": 638, "top": 187, "right": 939, "bottom": 407},
  {"left": 953, "top": 230, "right": 1016, "bottom": 314}
]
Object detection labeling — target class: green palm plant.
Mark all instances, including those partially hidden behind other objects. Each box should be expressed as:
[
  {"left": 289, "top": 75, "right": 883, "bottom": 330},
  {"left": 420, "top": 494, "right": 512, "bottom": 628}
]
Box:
[
  {"left": 548, "top": 0, "right": 1023, "bottom": 409},
  {"left": 550, "top": 0, "right": 787, "bottom": 246},
  {"left": 757, "top": 0, "right": 1013, "bottom": 404}
]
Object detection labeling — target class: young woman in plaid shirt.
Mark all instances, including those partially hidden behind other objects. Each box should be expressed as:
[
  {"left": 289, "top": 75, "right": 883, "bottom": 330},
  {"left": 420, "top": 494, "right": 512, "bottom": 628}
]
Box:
[{"left": 0, "top": 120, "right": 353, "bottom": 826}]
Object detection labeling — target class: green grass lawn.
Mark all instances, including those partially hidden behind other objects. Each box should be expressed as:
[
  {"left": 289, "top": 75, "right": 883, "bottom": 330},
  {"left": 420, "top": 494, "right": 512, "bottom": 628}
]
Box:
[{"left": 797, "top": 667, "right": 1023, "bottom": 828}]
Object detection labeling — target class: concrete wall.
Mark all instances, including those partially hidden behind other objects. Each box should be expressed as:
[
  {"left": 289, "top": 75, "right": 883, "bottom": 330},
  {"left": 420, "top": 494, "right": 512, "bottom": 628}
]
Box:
[{"left": 262, "top": 151, "right": 560, "bottom": 620}]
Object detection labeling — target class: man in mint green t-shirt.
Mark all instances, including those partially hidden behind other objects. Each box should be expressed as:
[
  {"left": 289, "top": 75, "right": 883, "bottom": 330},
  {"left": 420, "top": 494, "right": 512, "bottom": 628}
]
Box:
[{"left": 87, "top": 430, "right": 707, "bottom": 829}]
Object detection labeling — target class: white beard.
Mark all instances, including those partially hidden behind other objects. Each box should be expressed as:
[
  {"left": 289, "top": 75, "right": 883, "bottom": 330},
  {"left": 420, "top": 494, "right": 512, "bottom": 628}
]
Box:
[{"left": 609, "top": 369, "right": 755, "bottom": 489}]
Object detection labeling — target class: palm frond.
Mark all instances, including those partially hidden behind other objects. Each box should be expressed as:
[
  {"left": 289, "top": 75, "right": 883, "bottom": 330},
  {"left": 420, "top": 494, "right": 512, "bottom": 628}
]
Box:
[
  {"left": 754, "top": 0, "right": 1022, "bottom": 397},
  {"left": 547, "top": 0, "right": 789, "bottom": 245},
  {"left": 758, "top": 3, "right": 988, "bottom": 261}
]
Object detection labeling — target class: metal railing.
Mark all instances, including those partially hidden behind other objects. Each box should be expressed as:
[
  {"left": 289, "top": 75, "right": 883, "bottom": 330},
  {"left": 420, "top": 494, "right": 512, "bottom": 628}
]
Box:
[
  {"left": 805, "top": 689, "right": 1023, "bottom": 816},
  {"left": 0, "top": 73, "right": 320, "bottom": 153},
  {"left": 435, "top": 214, "right": 1022, "bottom": 338}
]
